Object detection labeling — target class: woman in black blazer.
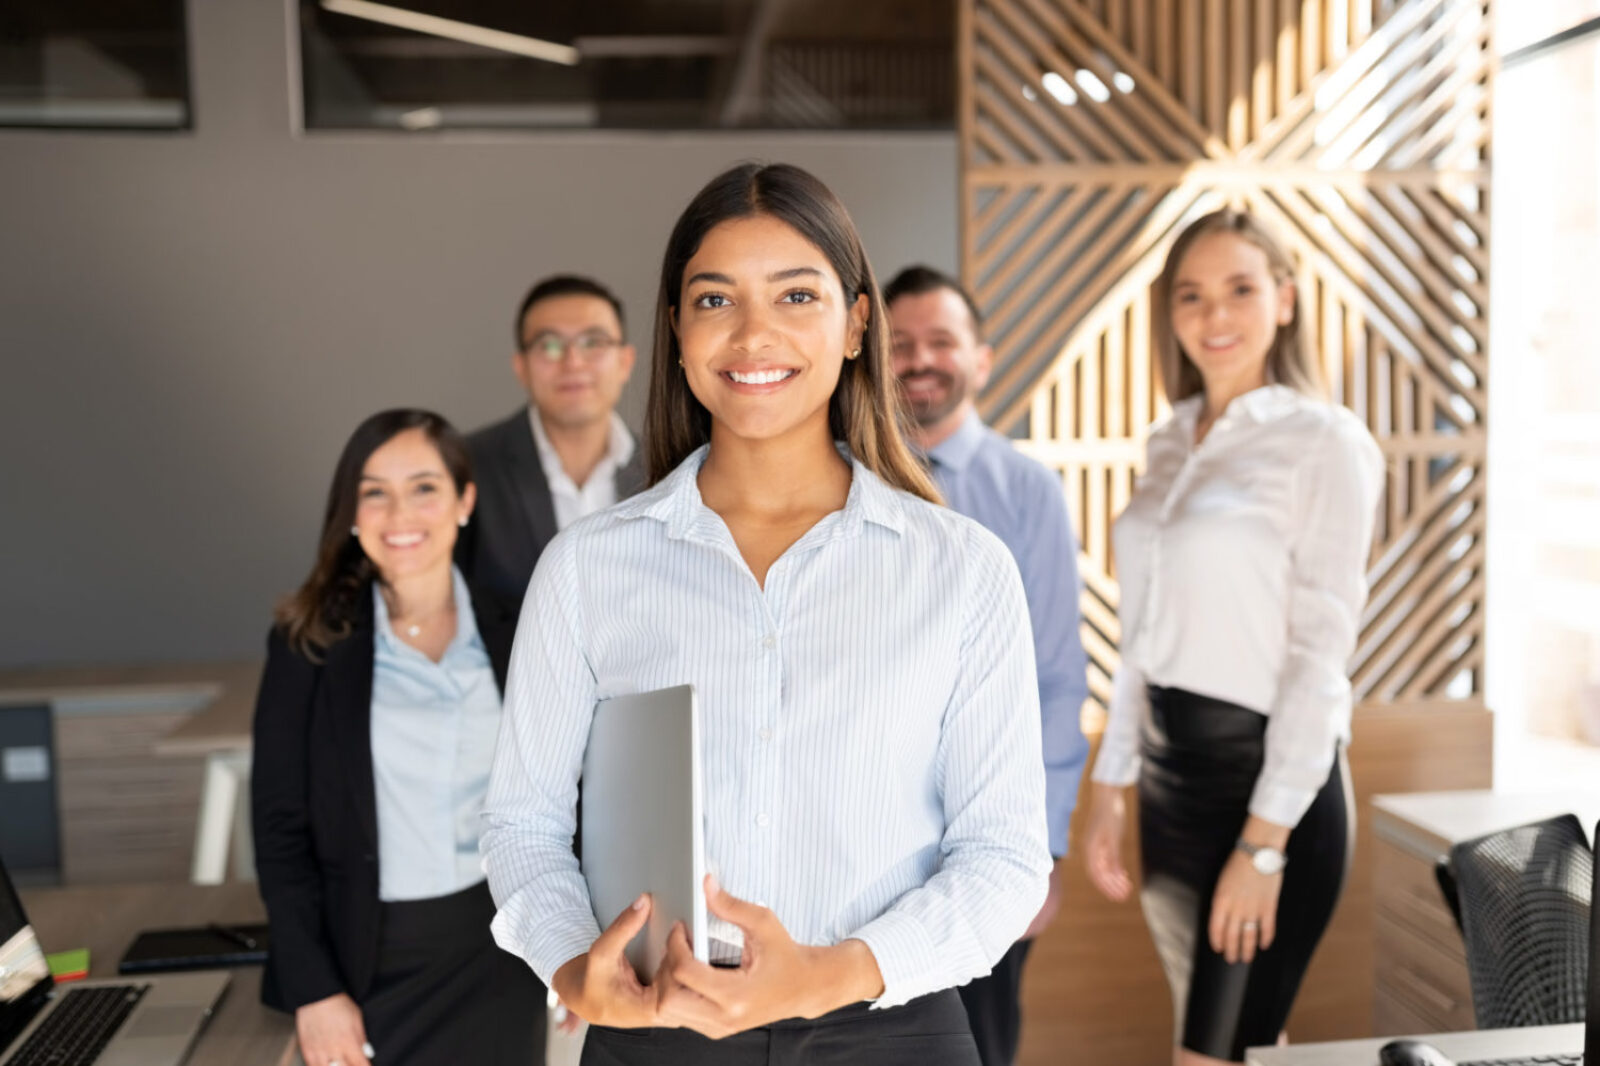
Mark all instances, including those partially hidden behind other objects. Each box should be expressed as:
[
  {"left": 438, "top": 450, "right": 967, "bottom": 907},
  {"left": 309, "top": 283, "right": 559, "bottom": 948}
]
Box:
[{"left": 251, "top": 409, "right": 544, "bottom": 1066}]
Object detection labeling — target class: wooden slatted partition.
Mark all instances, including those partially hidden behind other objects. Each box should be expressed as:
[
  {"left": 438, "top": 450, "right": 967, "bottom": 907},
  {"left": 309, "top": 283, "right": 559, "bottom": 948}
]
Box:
[{"left": 957, "top": 2, "right": 1495, "bottom": 1061}]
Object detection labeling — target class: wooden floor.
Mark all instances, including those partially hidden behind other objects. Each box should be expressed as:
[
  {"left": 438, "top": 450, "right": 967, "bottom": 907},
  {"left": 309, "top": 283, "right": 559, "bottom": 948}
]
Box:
[{"left": 1015, "top": 704, "right": 1492, "bottom": 1066}]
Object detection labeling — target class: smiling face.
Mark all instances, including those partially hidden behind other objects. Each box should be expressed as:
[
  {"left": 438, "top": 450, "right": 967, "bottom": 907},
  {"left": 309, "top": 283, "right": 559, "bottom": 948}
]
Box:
[
  {"left": 353, "top": 427, "right": 476, "bottom": 584},
  {"left": 673, "top": 214, "right": 868, "bottom": 448},
  {"left": 889, "top": 287, "right": 993, "bottom": 442},
  {"left": 513, "top": 293, "right": 636, "bottom": 433},
  {"left": 1168, "top": 230, "right": 1296, "bottom": 397}
]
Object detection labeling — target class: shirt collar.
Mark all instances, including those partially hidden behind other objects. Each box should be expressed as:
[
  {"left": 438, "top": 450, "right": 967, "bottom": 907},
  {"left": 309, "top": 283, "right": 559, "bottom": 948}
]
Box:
[
  {"left": 1169, "top": 383, "right": 1303, "bottom": 434},
  {"left": 527, "top": 408, "right": 636, "bottom": 486},
  {"left": 925, "top": 408, "right": 987, "bottom": 473},
  {"left": 1234, "top": 383, "right": 1303, "bottom": 423},
  {"left": 372, "top": 565, "right": 479, "bottom": 657},
  {"left": 614, "top": 443, "right": 906, "bottom": 542}
]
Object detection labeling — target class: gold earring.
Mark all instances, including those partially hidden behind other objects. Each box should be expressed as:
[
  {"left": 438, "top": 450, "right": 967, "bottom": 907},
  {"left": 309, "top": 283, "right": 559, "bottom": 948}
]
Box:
[
  {"left": 678, "top": 358, "right": 684, "bottom": 368},
  {"left": 847, "top": 347, "right": 861, "bottom": 360}
]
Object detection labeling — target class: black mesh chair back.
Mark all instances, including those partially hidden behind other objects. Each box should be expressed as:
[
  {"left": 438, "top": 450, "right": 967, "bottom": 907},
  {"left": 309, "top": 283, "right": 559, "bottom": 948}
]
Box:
[{"left": 1448, "top": 813, "right": 1593, "bottom": 1029}]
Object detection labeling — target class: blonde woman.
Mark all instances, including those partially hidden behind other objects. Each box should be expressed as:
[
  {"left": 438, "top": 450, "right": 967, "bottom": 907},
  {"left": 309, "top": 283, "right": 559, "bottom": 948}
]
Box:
[{"left": 1083, "top": 209, "right": 1384, "bottom": 1065}]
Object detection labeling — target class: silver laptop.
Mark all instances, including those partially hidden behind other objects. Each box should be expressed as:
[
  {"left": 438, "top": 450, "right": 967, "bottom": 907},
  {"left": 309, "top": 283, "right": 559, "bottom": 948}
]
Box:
[
  {"left": 0, "top": 854, "right": 228, "bottom": 1066},
  {"left": 581, "top": 685, "right": 725, "bottom": 978}
]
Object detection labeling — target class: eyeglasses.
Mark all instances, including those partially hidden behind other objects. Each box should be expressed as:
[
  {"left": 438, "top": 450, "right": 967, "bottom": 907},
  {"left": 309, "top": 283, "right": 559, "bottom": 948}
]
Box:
[{"left": 521, "top": 333, "right": 622, "bottom": 362}]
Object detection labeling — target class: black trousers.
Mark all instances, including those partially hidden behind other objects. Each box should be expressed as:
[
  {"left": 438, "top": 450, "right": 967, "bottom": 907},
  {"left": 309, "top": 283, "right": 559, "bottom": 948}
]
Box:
[
  {"left": 1137, "top": 686, "right": 1352, "bottom": 1062},
  {"left": 581, "top": 988, "right": 980, "bottom": 1066},
  {"left": 957, "top": 938, "right": 1034, "bottom": 1066},
  {"left": 359, "top": 881, "right": 546, "bottom": 1066}
]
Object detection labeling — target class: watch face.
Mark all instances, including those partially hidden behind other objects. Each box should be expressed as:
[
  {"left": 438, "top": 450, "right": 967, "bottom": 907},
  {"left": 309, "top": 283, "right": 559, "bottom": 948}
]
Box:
[{"left": 1252, "top": 848, "right": 1286, "bottom": 875}]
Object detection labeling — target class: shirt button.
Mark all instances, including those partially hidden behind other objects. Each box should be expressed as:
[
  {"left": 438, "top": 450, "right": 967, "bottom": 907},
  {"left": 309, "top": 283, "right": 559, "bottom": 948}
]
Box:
[
  {"left": 756, "top": 813, "right": 771, "bottom": 828},
  {"left": 759, "top": 727, "right": 772, "bottom": 742},
  {"left": 762, "top": 635, "right": 776, "bottom": 650}
]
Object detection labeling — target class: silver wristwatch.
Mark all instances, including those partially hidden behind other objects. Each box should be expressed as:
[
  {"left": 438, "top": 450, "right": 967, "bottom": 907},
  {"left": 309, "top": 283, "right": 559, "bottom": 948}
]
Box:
[{"left": 1235, "top": 840, "right": 1287, "bottom": 876}]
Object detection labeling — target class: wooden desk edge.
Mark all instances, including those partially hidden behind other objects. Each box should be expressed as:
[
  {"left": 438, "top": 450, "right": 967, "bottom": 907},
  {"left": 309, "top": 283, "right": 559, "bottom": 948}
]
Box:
[{"left": 0, "top": 661, "right": 261, "bottom": 755}]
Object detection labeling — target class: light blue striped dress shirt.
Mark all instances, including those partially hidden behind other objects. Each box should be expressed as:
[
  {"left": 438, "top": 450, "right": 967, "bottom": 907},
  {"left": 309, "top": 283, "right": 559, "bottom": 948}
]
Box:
[
  {"left": 371, "top": 566, "right": 503, "bottom": 901},
  {"left": 481, "top": 445, "right": 1052, "bottom": 1009},
  {"left": 927, "top": 411, "right": 1091, "bottom": 858}
]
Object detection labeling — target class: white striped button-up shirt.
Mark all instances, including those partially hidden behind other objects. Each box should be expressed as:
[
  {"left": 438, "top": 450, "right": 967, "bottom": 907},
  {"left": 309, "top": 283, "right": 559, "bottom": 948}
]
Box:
[{"left": 481, "top": 444, "right": 1051, "bottom": 1009}]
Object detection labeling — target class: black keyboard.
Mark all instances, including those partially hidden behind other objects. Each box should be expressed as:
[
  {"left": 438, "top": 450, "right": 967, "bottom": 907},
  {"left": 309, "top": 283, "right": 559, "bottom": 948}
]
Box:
[
  {"left": 5, "top": 984, "right": 149, "bottom": 1066},
  {"left": 1460, "top": 1056, "right": 1583, "bottom": 1066}
]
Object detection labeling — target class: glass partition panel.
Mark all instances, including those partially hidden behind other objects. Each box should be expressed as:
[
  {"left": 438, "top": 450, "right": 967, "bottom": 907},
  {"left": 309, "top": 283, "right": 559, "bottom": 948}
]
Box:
[
  {"left": 299, "top": 0, "right": 954, "bottom": 131},
  {"left": 0, "top": 1, "right": 190, "bottom": 129}
]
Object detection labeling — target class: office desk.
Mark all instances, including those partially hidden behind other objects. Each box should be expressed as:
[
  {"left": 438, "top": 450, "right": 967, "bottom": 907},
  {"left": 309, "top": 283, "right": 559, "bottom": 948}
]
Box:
[
  {"left": 0, "top": 662, "right": 262, "bottom": 884},
  {"left": 18, "top": 881, "right": 296, "bottom": 1066},
  {"left": 1246, "top": 1023, "right": 1585, "bottom": 1065}
]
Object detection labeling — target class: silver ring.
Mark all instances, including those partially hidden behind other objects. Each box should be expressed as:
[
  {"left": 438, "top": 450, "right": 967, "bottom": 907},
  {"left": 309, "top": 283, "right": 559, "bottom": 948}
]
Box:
[{"left": 1241, "top": 921, "right": 1259, "bottom": 931}]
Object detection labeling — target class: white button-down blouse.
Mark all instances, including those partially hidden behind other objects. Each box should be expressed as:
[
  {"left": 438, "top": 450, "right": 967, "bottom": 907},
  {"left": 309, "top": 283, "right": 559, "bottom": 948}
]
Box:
[
  {"left": 1090, "top": 385, "right": 1385, "bottom": 827},
  {"left": 480, "top": 445, "right": 1051, "bottom": 1009}
]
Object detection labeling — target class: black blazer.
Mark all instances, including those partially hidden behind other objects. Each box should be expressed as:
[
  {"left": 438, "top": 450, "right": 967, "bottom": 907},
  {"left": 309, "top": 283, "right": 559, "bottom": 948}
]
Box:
[
  {"left": 457, "top": 409, "right": 646, "bottom": 606},
  {"left": 250, "top": 582, "right": 518, "bottom": 1012}
]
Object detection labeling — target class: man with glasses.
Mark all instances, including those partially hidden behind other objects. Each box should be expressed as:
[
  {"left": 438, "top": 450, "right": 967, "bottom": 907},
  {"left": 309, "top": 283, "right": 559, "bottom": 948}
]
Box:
[{"left": 459, "top": 275, "right": 643, "bottom": 605}]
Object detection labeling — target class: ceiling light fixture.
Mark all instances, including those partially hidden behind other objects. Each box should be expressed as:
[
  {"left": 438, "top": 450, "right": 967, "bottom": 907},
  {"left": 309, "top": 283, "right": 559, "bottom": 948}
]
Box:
[{"left": 319, "top": 0, "right": 580, "bottom": 66}]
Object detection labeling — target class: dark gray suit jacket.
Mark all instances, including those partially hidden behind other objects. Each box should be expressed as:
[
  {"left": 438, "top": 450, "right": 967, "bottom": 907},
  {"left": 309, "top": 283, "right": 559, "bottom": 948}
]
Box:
[{"left": 457, "top": 409, "right": 646, "bottom": 606}]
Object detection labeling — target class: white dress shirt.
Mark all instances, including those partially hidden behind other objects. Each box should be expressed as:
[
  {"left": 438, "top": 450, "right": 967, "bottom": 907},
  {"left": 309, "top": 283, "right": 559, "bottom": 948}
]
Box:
[
  {"left": 480, "top": 445, "right": 1051, "bottom": 1009},
  {"left": 370, "top": 566, "right": 504, "bottom": 901},
  {"left": 528, "top": 408, "right": 636, "bottom": 532},
  {"left": 1091, "top": 385, "right": 1384, "bottom": 827}
]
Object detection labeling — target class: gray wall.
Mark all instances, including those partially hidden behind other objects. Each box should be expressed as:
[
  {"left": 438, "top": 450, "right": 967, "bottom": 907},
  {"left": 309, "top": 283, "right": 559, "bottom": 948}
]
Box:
[{"left": 0, "top": 1, "right": 958, "bottom": 668}]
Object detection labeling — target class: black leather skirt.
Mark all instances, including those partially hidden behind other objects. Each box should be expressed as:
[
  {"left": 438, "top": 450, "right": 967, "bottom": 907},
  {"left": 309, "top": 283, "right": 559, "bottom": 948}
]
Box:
[{"left": 1137, "top": 686, "right": 1352, "bottom": 1062}]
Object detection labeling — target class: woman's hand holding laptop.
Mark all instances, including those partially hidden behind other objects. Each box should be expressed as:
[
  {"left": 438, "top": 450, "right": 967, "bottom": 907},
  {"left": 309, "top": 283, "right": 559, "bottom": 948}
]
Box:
[
  {"left": 558, "top": 874, "right": 886, "bottom": 1037},
  {"left": 653, "top": 875, "right": 886, "bottom": 1038},
  {"left": 550, "top": 892, "right": 664, "bottom": 1029}
]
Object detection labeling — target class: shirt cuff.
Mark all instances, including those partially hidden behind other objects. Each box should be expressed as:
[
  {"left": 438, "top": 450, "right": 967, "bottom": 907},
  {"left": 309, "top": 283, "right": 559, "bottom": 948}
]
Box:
[
  {"left": 848, "top": 909, "right": 942, "bottom": 1010},
  {"left": 1247, "top": 779, "right": 1319, "bottom": 829},
  {"left": 1044, "top": 767, "right": 1083, "bottom": 857},
  {"left": 491, "top": 905, "right": 601, "bottom": 989},
  {"left": 1089, "top": 752, "right": 1139, "bottom": 787}
]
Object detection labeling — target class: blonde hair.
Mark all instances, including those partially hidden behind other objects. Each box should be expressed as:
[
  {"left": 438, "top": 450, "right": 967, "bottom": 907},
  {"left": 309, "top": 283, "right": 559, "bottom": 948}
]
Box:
[{"left": 1152, "top": 208, "right": 1325, "bottom": 403}]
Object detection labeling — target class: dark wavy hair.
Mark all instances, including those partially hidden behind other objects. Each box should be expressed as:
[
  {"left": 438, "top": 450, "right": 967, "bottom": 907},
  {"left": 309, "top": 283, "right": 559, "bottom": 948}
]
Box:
[
  {"left": 642, "top": 162, "right": 939, "bottom": 504},
  {"left": 275, "top": 409, "right": 472, "bottom": 659}
]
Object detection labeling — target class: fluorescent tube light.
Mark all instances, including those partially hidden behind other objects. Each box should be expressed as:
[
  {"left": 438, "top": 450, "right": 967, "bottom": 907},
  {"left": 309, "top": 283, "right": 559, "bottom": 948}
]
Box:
[{"left": 320, "top": 0, "right": 580, "bottom": 66}]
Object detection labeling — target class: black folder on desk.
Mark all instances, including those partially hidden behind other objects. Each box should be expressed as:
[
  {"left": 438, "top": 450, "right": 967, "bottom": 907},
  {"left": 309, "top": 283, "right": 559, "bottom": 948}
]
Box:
[{"left": 118, "top": 923, "right": 270, "bottom": 974}]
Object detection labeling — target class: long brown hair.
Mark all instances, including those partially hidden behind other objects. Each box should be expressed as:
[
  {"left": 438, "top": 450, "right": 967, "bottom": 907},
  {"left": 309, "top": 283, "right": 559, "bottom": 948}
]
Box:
[
  {"left": 275, "top": 409, "right": 473, "bottom": 659},
  {"left": 1152, "top": 208, "right": 1325, "bottom": 403},
  {"left": 642, "top": 162, "right": 940, "bottom": 504}
]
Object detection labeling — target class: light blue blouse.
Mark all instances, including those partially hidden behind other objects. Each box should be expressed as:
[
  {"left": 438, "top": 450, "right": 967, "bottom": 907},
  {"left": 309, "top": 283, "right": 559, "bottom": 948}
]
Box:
[{"left": 371, "top": 567, "right": 503, "bottom": 902}]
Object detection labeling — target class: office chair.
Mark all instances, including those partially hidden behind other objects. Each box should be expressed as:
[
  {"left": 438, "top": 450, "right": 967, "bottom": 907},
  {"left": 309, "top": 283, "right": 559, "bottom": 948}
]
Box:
[
  {"left": 1435, "top": 857, "right": 1463, "bottom": 931},
  {"left": 1447, "top": 813, "right": 1593, "bottom": 1029}
]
